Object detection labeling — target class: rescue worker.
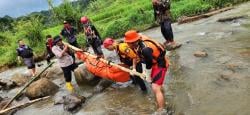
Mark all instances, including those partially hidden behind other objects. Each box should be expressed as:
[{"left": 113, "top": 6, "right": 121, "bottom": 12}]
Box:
[
  {"left": 60, "top": 21, "right": 78, "bottom": 62},
  {"left": 124, "top": 30, "right": 169, "bottom": 111},
  {"left": 152, "top": 0, "right": 181, "bottom": 50},
  {"left": 103, "top": 38, "right": 147, "bottom": 92},
  {"left": 60, "top": 21, "right": 78, "bottom": 47},
  {"left": 45, "top": 35, "right": 54, "bottom": 64},
  {"left": 52, "top": 35, "right": 78, "bottom": 92},
  {"left": 16, "top": 39, "right": 36, "bottom": 76},
  {"left": 80, "top": 16, "right": 104, "bottom": 58}
]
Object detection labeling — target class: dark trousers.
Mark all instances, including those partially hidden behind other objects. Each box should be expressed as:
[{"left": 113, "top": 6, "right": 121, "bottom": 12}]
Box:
[
  {"left": 46, "top": 52, "right": 54, "bottom": 64},
  {"left": 130, "top": 62, "right": 147, "bottom": 91},
  {"left": 160, "top": 19, "right": 174, "bottom": 42},
  {"left": 90, "top": 38, "right": 103, "bottom": 56},
  {"left": 61, "top": 63, "right": 78, "bottom": 82}
]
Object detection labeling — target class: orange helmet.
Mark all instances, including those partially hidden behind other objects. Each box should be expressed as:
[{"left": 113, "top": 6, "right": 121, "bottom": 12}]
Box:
[
  {"left": 103, "top": 38, "right": 114, "bottom": 48},
  {"left": 124, "top": 30, "right": 141, "bottom": 43}
]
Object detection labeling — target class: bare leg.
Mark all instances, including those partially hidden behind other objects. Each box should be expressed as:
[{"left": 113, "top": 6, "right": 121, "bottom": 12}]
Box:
[
  {"left": 152, "top": 83, "right": 165, "bottom": 111},
  {"left": 30, "top": 68, "right": 36, "bottom": 76}
]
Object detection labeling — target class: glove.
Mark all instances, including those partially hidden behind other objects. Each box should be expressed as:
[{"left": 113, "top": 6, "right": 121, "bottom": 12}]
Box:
[{"left": 143, "top": 69, "right": 151, "bottom": 82}]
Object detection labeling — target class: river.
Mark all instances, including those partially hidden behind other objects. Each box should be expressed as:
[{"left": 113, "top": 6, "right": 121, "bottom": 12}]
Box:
[{"left": 0, "top": 2, "right": 250, "bottom": 115}]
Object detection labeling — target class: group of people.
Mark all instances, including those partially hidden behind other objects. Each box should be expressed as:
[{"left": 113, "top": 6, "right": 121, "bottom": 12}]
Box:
[{"left": 16, "top": 0, "right": 180, "bottom": 111}]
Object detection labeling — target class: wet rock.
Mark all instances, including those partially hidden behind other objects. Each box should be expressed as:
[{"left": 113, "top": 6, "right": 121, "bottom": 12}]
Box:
[
  {"left": 93, "top": 79, "right": 113, "bottom": 93},
  {"left": 239, "top": 50, "right": 250, "bottom": 57},
  {"left": 219, "top": 71, "right": 243, "bottom": 81},
  {"left": 25, "top": 78, "right": 59, "bottom": 100},
  {"left": 74, "top": 64, "right": 97, "bottom": 86},
  {"left": 165, "top": 43, "right": 182, "bottom": 51},
  {"left": 226, "top": 63, "right": 240, "bottom": 72},
  {"left": 194, "top": 51, "right": 208, "bottom": 57},
  {"left": 0, "top": 79, "right": 17, "bottom": 90},
  {"left": 11, "top": 73, "right": 30, "bottom": 86},
  {"left": 40, "top": 65, "right": 63, "bottom": 79},
  {"left": 54, "top": 94, "right": 86, "bottom": 113}
]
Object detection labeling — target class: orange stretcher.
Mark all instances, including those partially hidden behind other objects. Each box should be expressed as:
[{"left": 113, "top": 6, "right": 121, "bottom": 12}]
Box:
[{"left": 76, "top": 52, "right": 131, "bottom": 82}]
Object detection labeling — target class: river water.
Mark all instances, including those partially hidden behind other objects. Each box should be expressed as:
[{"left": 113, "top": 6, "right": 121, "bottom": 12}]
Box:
[{"left": 1, "top": 2, "right": 250, "bottom": 115}]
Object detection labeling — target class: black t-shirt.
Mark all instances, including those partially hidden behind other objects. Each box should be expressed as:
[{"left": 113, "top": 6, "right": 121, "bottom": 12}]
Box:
[{"left": 60, "top": 27, "right": 77, "bottom": 43}]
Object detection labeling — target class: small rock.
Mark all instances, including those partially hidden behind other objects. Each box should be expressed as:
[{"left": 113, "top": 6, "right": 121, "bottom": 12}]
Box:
[
  {"left": 194, "top": 51, "right": 208, "bottom": 57},
  {"left": 25, "top": 78, "right": 59, "bottom": 100},
  {"left": 220, "top": 71, "right": 234, "bottom": 81},
  {"left": 0, "top": 79, "right": 17, "bottom": 90},
  {"left": 93, "top": 79, "right": 113, "bottom": 93},
  {"left": 54, "top": 94, "right": 86, "bottom": 113},
  {"left": 11, "top": 73, "right": 30, "bottom": 86}
]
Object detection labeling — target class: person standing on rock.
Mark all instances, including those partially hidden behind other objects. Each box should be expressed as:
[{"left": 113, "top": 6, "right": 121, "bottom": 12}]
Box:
[
  {"left": 45, "top": 35, "right": 55, "bottom": 65},
  {"left": 80, "top": 16, "right": 104, "bottom": 58},
  {"left": 60, "top": 21, "right": 79, "bottom": 47},
  {"left": 103, "top": 38, "right": 147, "bottom": 91},
  {"left": 52, "top": 36, "right": 78, "bottom": 92},
  {"left": 124, "top": 30, "right": 169, "bottom": 111},
  {"left": 60, "top": 21, "right": 78, "bottom": 62},
  {"left": 152, "top": 0, "right": 181, "bottom": 50},
  {"left": 16, "top": 39, "right": 36, "bottom": 77}
]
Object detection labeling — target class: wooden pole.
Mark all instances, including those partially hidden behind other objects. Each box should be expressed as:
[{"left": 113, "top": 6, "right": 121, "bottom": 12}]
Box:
[
  {"left": 63, "top": 42, "right": 147, "bottom": 80},
  {"left": 2, "top": 62, "right": 54, "bottom": 110},
  {"left": 0, "top": 96, "right": 50, "bottom": 114}
]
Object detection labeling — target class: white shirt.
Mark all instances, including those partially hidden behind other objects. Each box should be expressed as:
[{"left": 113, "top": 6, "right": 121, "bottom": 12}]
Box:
[{"left": 52, "top": 45, "right": 73, "bottom": 67}]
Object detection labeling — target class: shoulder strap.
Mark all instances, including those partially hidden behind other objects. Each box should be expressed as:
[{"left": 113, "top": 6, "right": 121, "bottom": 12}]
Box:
[{"left": 143, "top": 39, "right": 165, "bottom": 52}]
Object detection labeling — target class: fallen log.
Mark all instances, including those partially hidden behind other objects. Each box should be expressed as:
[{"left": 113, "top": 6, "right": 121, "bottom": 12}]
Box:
[
  {"left": 217, "top": 15, "right": 246, "bottom": 22},
  {"left": 178, "top": 7, "right": 233, "bottom": 24},
  {"left": 0, "top": 96, "right": 50, "bottom": 114}
]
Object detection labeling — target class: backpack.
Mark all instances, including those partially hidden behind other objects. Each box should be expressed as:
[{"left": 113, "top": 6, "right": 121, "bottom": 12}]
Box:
[{"left": 17, "top": 46, "right": 33, "bottom": 58}]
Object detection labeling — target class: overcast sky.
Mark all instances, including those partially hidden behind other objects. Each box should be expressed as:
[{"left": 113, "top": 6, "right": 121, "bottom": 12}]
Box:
[{"left": 0, "top": 0, "right": 62, "bottom": 18}]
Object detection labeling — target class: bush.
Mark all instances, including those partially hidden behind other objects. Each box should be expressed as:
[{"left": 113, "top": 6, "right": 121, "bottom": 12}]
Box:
[
  {"left": 103, "top": 18, "right": 132, "bottom": 39},
  {"left": 13, "top": 16, "right": 44, "bottom": 47}
]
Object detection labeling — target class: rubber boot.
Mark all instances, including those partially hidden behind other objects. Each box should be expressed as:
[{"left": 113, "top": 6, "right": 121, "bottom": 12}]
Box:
[{"left": 66, "top": 82, "right": 74, "bottom": 93}]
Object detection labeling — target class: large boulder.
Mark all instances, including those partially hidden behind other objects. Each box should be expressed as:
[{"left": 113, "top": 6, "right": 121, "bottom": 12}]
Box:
[
  {"left": 25, "top": 78, "right": 59, "bottom": 100},
  {"left": 74, "top": 64, "right": 97, "bottom": 86},
  {"left": 54, "top": 94, "right": 86, "bottom": 113},
  {"left": 0, "top": 79, "right": 17, "bottom": 90},
  {"left": 40, "top": 64, "right": 63, "bottom": 80},
  {"left": 11, "top": 73, "right": 30, "bottom": 86}
]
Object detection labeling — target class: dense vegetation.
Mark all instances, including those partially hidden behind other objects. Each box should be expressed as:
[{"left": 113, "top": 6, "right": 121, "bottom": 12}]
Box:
[{"left": 0, "top": 0, "right": 249, "bottom": 69}]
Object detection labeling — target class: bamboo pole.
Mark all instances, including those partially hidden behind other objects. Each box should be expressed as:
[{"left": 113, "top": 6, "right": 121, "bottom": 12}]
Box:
[
  {"left": 0, "top": 96, "right": 50, "bottom": 114},
  {"left": 62, "top": 42, "right": 147, "bottom": 80},
  {"left": 2, "top": 62, "right": 54, "bottom": 110}
]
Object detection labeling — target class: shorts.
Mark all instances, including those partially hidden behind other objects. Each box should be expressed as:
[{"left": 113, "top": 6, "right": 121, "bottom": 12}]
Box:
[
  {"left": 150, "top": 65, "right": 168, "bottom": 86},
  {"left": 24, "top": 57, "right": 35, "bottom": 69}
]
